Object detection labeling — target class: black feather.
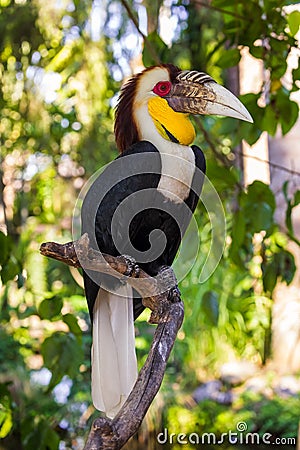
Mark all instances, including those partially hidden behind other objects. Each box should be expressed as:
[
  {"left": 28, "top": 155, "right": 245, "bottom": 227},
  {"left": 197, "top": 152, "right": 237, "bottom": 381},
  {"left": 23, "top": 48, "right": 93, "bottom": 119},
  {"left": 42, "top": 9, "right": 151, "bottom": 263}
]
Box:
[{"left": 81, "top": 141, "right": 206, "bottom": 321}]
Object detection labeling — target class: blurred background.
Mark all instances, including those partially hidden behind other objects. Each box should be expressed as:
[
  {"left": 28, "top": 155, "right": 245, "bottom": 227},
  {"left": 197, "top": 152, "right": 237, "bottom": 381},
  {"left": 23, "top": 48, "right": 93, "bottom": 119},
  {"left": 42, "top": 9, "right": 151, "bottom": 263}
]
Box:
[{"left": 0, "top": 0, "right": 300, "bottom": 449}]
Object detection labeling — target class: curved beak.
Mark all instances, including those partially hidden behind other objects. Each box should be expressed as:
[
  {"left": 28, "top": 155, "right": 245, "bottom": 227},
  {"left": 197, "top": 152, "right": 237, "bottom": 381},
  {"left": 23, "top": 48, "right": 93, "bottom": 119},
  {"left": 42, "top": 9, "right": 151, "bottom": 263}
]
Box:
[{"left": 166, "top": 70, "right": 253, "bottom": 123}]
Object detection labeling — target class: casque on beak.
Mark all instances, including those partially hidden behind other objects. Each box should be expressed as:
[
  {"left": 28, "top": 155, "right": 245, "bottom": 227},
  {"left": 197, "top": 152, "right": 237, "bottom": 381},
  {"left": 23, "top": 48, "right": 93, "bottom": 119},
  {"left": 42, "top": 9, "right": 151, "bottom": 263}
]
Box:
[{"left": 166, "top": 70, "right": 253, "bottom": 123}]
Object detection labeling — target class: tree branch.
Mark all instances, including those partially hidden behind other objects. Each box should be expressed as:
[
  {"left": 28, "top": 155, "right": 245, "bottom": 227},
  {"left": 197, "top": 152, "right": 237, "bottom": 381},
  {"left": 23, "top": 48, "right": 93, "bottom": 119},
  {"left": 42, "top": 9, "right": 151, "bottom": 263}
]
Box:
[
  {"left": 120, "top": 0, "right": 161, "bottom": 65},
  {"left": 84, "top": 301, "right": 183, "bottom": 449},
  {"left": 40, "top": 233, "right": 176, "bottom": 323},
  {"left": 40, "top": 234, "right": 184, "bottom": 449}
]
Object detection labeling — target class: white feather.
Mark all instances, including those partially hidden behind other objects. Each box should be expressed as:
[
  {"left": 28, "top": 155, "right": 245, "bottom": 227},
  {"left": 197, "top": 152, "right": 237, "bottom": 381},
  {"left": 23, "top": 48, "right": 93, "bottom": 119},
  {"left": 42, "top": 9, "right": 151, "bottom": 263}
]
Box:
[{"left": 91, "top": 284, "right": 138, "bottom": 418}]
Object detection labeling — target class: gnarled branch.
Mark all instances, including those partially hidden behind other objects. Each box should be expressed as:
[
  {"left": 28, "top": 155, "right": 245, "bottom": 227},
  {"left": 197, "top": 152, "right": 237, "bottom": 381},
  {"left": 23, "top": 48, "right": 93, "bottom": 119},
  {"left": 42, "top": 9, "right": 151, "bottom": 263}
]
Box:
[{"left": 40, "top": 234, "right": 184, "bottom": 449}]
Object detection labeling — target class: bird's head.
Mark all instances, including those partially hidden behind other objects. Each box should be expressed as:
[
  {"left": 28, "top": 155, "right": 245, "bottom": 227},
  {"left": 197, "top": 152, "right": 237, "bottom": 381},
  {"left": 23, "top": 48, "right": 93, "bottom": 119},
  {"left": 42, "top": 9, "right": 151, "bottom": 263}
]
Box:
[{"left": 114, "top": 64, "right": 253, "bottom": 152}]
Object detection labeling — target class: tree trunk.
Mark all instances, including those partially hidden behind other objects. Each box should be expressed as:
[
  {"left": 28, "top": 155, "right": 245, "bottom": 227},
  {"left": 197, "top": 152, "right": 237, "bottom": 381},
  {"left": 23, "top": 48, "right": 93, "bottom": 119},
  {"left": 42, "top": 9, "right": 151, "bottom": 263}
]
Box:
[{"left": 269, "top": 117, "right": 300, "bottom": 374}]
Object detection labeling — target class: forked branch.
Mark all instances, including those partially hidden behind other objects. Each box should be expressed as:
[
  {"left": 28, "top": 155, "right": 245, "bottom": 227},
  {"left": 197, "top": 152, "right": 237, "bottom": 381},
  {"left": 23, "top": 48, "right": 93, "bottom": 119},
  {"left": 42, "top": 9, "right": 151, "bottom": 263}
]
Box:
[{"left": 40, "top": 234, "right": 184, "bottom": 449}]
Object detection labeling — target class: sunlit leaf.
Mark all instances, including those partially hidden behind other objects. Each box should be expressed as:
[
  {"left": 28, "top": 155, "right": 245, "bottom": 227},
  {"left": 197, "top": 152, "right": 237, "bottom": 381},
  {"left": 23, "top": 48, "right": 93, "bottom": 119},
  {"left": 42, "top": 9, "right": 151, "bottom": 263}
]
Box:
[
  {"left": 287, "top": 10, "right": 300, "bottom": 36},
  {"left": 0, "top": 384, "right": 13, "bottom": 438}
]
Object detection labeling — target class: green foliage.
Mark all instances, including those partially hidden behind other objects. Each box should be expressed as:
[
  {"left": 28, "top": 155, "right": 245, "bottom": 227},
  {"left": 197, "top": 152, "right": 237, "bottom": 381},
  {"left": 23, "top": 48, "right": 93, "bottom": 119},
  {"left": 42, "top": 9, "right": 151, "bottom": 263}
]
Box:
[
  {"left": 229, "top": 181, "right": 276, "bottom": 267},
  {"left": 161, "top": 392, "right": 300, "bottom": 447},
  {"left": 180, "top": 0, "right": 299, "bottom": 144},
  {"left": 283, "top": 182, "right": 300, "bottom": 245},
  {"left": 21, "top": 416, "right": 60, "bottom": 450},
  {"left": 142, "top": 31, "right": 170, "bottom": 66},
  {"left": 0, "top": 384, "right": 13, "bottom": 439},
  {"left": 239, "top": 391, "right": 300, "bottom": 437},
  {"left": 201, "top": 291, "right": 220, "bottom": 327},
  {"left": 216, "top": 48, "right": 241, "bottom": 70},
  {"left": 38, "top": 296, "right": 63, "bottom": 321},
  {"left": 262, "top": 247, "right": 296, "bottom": 294},
  {"left": 0, "top": 232, "right": 22, "bottom": 284},
  {"left": 41, "top": 331, "right": 83, "bottom": 390}
]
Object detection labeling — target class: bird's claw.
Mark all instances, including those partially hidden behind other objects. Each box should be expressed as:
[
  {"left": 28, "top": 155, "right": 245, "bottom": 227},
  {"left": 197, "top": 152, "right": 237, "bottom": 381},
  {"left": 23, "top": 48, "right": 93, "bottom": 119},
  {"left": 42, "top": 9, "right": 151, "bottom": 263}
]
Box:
[
  {"left": 167, "top": 285, "right": 181, "bottom": 302},
  {"left": 157, "top": 266, "right": 181, "bottom": 302},
  {"left": 119, "top": 254, "right": 140, "bottom": 283}
]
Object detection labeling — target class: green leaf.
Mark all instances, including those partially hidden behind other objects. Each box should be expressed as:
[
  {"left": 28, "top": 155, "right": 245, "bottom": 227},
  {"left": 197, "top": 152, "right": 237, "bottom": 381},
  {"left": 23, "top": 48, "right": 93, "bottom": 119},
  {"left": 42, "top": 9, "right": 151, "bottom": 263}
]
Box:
[
  {"left": 38, "top": 297, "right": 63, "bottom": 320},
  {"left": 293, "top": 190, "right": 300, "bottom": 206},
  {"left": 241, "top": 182, "right": 276, "bottom": 234},
  {"left": 241, "top": 123, "right": 262, "bottom": 146},
  {"left": 201, "top": 290, "right": 219, "bottom": 326},
  {"left": 229, "top": 209, "right": 246, "bottom": 266},
  {"left": 0, "top": 232, "right": 11, "bottom": 265},
  {"left": 262, "top": 250, "right": 296, "bottom": 293},
  {"left": 281, "top": 100, "right": 299, "bottom": 135},
  {"left": 63, "top": 313, "right": 82, "bottom": 343},
  {"left": 142, "top": 31, "right": 167, "bottom": 67},
  {"left": 285, "top": 200, "right": 293, "bottom": 235},
  {"left": 250, "top": 202, "right": 274, "bottom": 233},
  {"left": 41, "top": 332, "right": 82, "bottom": 390},
  {"left": 216, "top": 48, "right": 241, "bottom": 69},
  {"left": 287, "top": 10, "right": 300, "bottom": 36},
  {"left": 206, "top": 160, "right": 239, "bottom": 191},
  {"left": 292, "top": 65, "right": 300, "bottom": 84},
  {"left": 285, "top": 190, "right": 300, "bottom": 243},
  {"left": 262, "top": 259, "right": 278, "bottom": 294},
  {"left": 282, "top": 180, "right": 289, "bottom": 201},
  {"left": 238, "top": 94, "right": 264, "bottom": 144},
  {"left": 22, "top": 417, "right": 59, "bottom": 450},
  {"left": 261, "top": 104, "right": 278, "bottom": 136},
  {"left": 0, "top": 384, "right": 13, "bottom": 438},
  {"left": 278, "top": 250, "right": 296, "bottom": 285},
  {"left": 249, "top": 45, "right": 264, "bottom": 59},
  {"left": 1, "top": 257, "right": 20, "bottom": 284},
  {"left": 246, "top": 181, "right": 276, "bottom": 212},
  {"left": 275, "top": 90, "right": 299, "bottom": 135}
]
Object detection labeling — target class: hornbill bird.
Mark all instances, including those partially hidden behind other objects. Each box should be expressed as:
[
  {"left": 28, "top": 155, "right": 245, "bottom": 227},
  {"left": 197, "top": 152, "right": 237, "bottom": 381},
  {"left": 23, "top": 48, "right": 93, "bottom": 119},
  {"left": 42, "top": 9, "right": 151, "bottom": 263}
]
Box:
[{"left": 81, "top": 64, "right": 252, "bottom": 418}]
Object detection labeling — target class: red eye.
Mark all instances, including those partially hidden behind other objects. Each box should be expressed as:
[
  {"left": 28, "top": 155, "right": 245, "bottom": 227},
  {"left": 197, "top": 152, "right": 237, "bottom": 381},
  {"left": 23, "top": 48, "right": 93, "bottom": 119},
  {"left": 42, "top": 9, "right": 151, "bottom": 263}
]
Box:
[{"left": 153, "top": 81, "right": 172, "bottom": 97}]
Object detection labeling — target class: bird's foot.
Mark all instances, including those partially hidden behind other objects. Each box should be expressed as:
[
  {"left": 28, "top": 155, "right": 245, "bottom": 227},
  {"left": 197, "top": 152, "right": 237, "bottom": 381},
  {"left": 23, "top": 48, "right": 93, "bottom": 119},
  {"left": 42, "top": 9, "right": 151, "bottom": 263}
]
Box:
[
  {"left": 118, "top": 254, "right": 140, "bottom": 283},
  {"left": 168, "top": 285, "right": 181, "bottom": 302},
  {"left": 157, "top": 266, "right": 181, "bottom": 302}
]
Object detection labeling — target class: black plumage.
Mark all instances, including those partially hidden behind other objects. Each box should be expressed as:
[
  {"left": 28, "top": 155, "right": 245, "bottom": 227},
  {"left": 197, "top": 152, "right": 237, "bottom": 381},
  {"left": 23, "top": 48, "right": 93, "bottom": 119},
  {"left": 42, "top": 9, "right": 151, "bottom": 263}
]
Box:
[{"left": 81, "top": 140, "right": 206, "bottom": 320}]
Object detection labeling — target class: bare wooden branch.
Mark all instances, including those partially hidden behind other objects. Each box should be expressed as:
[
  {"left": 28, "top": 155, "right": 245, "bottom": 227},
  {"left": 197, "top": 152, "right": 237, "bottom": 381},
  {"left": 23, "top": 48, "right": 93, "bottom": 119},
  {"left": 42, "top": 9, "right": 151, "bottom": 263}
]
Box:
[
  {"left": 40, "top": 233, "right": 173, "bottom": 323},
  {"left": 84, "top": 301, "right": 183, "bottom": 449},
  {"left": 40, "top": 235, "right": 184, "bottom": 449}
]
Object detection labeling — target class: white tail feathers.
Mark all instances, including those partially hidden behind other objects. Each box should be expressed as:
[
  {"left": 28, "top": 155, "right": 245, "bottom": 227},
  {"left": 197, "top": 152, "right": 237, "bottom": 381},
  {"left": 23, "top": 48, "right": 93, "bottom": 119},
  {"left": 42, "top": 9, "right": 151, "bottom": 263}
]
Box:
[{"left": 91, "top": 284, "right": 138, "bottom": 419}]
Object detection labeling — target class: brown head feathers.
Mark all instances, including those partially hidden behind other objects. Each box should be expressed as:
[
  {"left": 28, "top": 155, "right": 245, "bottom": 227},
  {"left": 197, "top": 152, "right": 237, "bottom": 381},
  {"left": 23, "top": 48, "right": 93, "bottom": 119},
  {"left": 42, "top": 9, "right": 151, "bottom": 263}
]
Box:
[{"left": 114, "top": 64, "right": 181, "bottom": 152}]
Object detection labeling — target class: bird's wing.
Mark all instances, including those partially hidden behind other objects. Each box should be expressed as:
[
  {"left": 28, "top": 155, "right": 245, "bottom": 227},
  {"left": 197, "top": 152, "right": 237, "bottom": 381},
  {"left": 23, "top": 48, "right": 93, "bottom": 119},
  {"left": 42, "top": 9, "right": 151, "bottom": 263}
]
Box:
[{"left": 81, "top": 141, "right": 161, "bottom": 318}]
